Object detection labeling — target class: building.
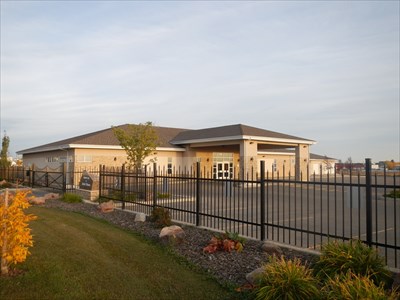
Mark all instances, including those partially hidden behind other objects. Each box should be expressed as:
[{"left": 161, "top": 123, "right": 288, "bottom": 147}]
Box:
[{"left": 17, "top": 123, "right": 337, "bottom": 180}]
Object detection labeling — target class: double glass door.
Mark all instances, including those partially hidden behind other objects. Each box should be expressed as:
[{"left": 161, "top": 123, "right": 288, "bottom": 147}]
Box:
[{"left": 215, "top": 162, "right": 233, "bottom": 179}]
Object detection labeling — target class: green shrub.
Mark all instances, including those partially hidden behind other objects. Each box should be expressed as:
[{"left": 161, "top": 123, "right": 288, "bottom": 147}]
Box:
[
  {"left": 254, "top": 256, "right": 320, "bottom": 300},
  {"left": 322, "top": 271, "right": 399, "bottom": 300},
  {"left": 123, "top": 192, "right": 137, "bottom": 202},
  {"left": 110, "top": 190, "right": 122, "bottom": 200},
  {"left": 313, "top": 240, "right": 392, "bottom": 288},
  {"left": 384, "top": 190, "right": 400, "bottom": 199},
  {"left": 150, "top": 207, "right": 172, "bottom": 227},
  {"left": 108, "top": 190, "right": 137, "bottom": 202},
  {"left": 157, "top": 192, "right": 171, "bottom": 199},
  {"left": 61, "top": 193, "right": 82, "bottom": 203}
]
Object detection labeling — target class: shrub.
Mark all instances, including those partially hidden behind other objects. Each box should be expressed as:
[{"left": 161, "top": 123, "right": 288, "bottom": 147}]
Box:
[
  {"left": 123, "top": 192, "right": 137, "bottom": 202},
  {"left": 203, "top": 231, "right": 245, "bottom": 253},
  {"left": 61, "top": 193, "right": 82, "bottom": 203},
  {"left": 150, "top": 207, "right": 171, "bottom": 227},
  {"left": 384, "top": 190, "right": 400, "bottom": 199},
  {"left": 1, "top": 190, "right": 37, "bottom": 275},
  {"left": 157, "top": 192, "right": 170, "bottom": 199},
  {"left": 322, "top": 271, "right": 399, "bottom": 300},
  {"left": 313, "top": 240, "right": 392, "bottom": 288},
  {"left": 109, "top": 190, "right": 137, "bottom": 202},
  {"left": 254, "top": 256, "right": 320, "bottom": 300}
]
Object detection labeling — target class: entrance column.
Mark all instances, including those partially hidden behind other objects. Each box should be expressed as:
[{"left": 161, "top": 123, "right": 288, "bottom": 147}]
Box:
[
  {"left": 239, "top": 140, "right": 258, "bottom": 179},
  {"left": 295, "top": 144, "right": 309, "bottom": 181}
]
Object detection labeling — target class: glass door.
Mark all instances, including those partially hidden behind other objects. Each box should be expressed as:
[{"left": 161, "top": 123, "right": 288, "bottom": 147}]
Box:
[{"left": 217, "top": 162, "right": 231, "bottom": 179}]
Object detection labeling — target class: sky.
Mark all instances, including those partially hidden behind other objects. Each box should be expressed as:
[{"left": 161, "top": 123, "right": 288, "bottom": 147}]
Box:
[{"left": 0, "top": 1, "right": 399, "bottom": 163}]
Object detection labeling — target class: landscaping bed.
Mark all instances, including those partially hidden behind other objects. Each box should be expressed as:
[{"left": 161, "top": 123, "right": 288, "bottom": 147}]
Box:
[{"left": 42, "top": 198, "right": 317, "bottom": 287}]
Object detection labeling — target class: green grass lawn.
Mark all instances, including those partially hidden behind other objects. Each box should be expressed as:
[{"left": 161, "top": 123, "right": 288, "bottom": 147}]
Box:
[{"left": 0, "top": 207, "right": 237, "bottom": 300}]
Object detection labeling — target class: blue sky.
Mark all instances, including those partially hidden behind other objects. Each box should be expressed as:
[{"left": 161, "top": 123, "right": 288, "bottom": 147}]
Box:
[{"left": 1, "top": 1, "right": 399, "bottom": 163}]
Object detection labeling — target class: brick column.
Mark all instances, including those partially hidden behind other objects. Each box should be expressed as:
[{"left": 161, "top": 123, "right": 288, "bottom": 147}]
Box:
[
  {"left": 240, "top": 140, "right": 258, "bottom": 179},
  {"left": 295, "top": 144, "right": 309, "bottom": 181}
]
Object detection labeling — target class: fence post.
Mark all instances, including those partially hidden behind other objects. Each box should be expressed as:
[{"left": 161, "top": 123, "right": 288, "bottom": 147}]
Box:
[
  {"left": 260, "top": 160, "right": 266, "bottom": 241},
  {"left": 31, "top": 168, "right": 35, "bottom": 188},
  {"left": 62, "top": 163, "right": 67, "bottom": 193},
  {"left": 121, "top": 164, "right": 126, "bottom": 209},
  {"left": 365, "top": 158, "right": 372, "bottom": 247},
  {"left": 196, "top": 162, "right": 201, "bottom": 227},
  {"left": 45, "top": 172, "right": 49, "bottom": 188},
  {"left": 153, "top": 163, "right": 157, "bottom": 210},
  {"left": 62, "top": 170, "right": 67, "bottom": 193},
  {"left": 98, "top": 165, "right": 102, "bottom": 199}
]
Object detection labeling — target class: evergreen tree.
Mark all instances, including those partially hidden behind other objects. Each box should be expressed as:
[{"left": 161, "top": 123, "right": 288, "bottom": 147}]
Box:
[{"left": 0, "top": 133, "right": 11, "bottom": 168}]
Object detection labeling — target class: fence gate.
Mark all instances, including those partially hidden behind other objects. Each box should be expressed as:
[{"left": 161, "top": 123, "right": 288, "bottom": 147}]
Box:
[{"left": 31, "top": 170, "right": 65, "bottom": 191}]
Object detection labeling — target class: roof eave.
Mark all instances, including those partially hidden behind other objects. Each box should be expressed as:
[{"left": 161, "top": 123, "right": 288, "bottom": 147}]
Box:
[
  {"left": 171, "top": 135, "right": 316, "bottom": 146},
  {"left": 17, "top": 144, "right": 186, "bottom": 155}
]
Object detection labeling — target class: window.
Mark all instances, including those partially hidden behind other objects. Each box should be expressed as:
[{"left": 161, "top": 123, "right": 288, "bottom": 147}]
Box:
[
  {"left": 167, "top": 157, "right": 172, "bottom": 175},
  {"left": 212, "top": 152, "right": 233, "bottom": 163},
  {"left": 46, "top": 157, "right": 59, "bottom": 163},
  {"left": 272, "top": 159, "right": 277, "bottom": 172},
  {"left": 76, "top": 155, "right": 92, "bottom": 163}
]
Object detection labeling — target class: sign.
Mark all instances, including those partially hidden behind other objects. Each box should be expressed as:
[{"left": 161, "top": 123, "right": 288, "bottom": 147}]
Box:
[{"left": 79, "top": 171, "right": 99, "bottom": 191}]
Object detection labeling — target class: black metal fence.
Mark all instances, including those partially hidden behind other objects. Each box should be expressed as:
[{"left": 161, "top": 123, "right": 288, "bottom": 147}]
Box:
[
  {"left": 0, "top": 166, "right": 98, "bottom": 192},
  {"left": 1, "top": 160, "right": 399, "bottom": 269},
  {"left": 98, "top": 159, "right": 399, "bottom": 269}
]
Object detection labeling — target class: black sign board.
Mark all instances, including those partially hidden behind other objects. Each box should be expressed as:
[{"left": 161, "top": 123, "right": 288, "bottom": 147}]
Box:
[{"left": 79, "top": 171, "right": 99, "bottom": 190}]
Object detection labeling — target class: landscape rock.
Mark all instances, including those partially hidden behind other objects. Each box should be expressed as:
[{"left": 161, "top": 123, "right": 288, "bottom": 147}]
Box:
[
  {"left": 261, "top": 241, "right": 283, "bottom": 256},
  {"left": 29, "top": 197, "right": 46, "bottom": 205},
  {"left": 159, "top": 225, "right": 185, "bottom": 245},
  {"left": 246, "top": 267, "right": 264, "bottom": 285},
  {"left": 44, "top": 193, "right": 60, "bottom": 200},
  {"left": 134, "top": 213, "right": 146, "bottom": 222},
  {"left": 99, "top": 200, "right": 114, "bottom": 213}
]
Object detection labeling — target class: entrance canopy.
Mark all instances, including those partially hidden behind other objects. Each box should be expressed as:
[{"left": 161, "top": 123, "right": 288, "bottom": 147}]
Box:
[{"left": 171, "top": 124, "right": 316, "bottom": 180}]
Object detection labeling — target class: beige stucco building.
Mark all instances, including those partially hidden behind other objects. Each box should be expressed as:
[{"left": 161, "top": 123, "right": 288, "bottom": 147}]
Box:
[{"left": 17, "top": 124, "right": 337, "bottom": 181}]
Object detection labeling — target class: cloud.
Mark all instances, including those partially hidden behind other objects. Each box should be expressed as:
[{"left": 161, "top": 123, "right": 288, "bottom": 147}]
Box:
[{"left": 1, "top": 1, "right": 399, "bottom": 162}]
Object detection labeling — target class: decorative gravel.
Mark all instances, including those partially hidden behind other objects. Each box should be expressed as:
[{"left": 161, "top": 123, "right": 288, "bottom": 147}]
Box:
[{"left": 42, "top": 198, "right": 317, "bottom": 287}]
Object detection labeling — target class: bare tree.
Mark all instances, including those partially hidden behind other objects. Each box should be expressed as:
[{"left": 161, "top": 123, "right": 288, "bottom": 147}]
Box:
[{"left": 322, "top": 155, "right": 333, "bottom": 173}]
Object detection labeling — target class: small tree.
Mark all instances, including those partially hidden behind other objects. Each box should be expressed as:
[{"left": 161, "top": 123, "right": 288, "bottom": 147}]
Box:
[
  {"left": 0, "top": 132, "right": 11, "bottom": 168},
  {"left": 345, "top": 157, "right": 353, "bottom": 164},
  {"left": 112, "top": 122, "right": 159, "bottom": 170},
  {"left": 1, "top": 190, "right": 37, "bottom": 276},
  {"left": 323, "top": 155, "right": 333, "bottom": 174}
]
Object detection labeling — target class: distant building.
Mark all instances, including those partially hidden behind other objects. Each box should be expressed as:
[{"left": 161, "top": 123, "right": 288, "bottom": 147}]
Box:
[{"left": 335, "top": 163, "right": 365, "bottom": 172}]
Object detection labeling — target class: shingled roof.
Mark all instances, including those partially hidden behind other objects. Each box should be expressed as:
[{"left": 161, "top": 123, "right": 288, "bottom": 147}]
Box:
[
  {"left": 170, "top": 124, "right": 314, "bottom": 144},
  {"left": 18, "top": 125, "right": 187, "bottom": 154},
  {"left": 18, "top": 123, "right": 314, "bottom": 154}
]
